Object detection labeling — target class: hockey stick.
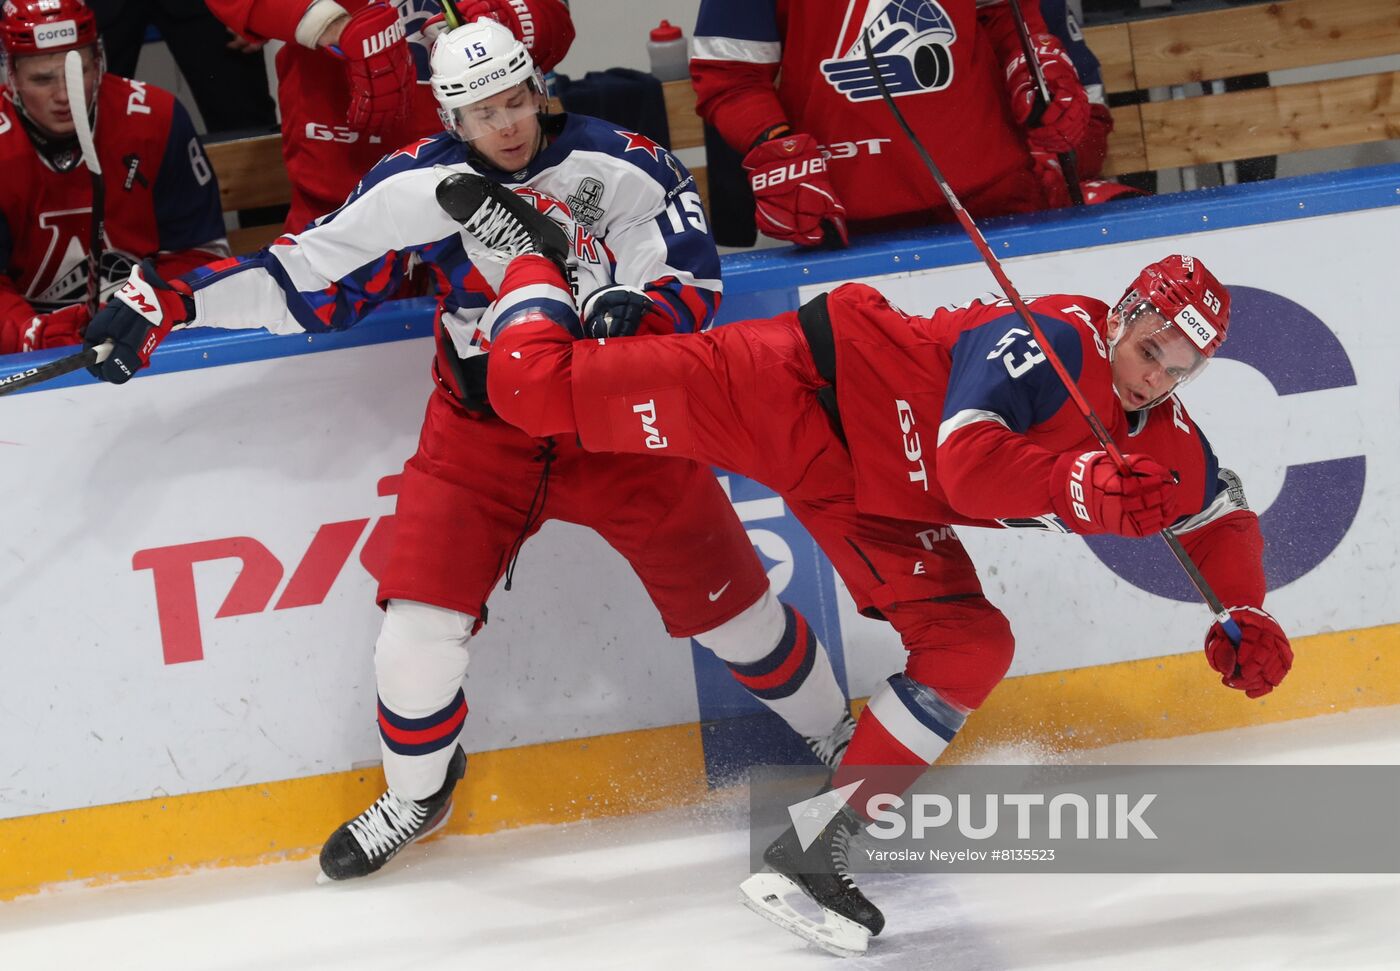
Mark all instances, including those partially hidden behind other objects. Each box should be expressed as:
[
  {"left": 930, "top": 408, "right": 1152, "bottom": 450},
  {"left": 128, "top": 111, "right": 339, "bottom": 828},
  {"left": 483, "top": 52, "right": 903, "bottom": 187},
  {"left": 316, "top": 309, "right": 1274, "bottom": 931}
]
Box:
[
  {"left": 1007, "top": 2, "right": 1084, "bottom": 207},
  {"left": 860, "top": 30, "right": 1242, "bottom": 646},
  {"left": 0, "top": 341, "right": 112, "bottom": 398},
  {"left": 64, "top": 49, "right": 105, "bottom": 317},
  {"left": 440, "top": 0, "right": 464, "bottom": 28}
]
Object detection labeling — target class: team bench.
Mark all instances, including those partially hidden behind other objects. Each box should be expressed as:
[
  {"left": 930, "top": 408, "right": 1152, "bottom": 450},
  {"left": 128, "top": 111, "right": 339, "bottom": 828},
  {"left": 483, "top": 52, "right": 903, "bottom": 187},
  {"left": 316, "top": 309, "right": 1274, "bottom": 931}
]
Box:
[{"left": 205, "top": 0, "right": 1400, "bottom": 254}]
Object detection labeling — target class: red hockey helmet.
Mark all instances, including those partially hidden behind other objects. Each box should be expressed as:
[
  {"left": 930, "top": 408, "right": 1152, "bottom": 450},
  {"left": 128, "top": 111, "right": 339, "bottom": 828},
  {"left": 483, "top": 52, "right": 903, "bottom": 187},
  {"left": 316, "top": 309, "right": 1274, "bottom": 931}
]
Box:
[
  {"left": 0, "top": 0, "right": 99, "bottom": 59},
  {"left": 1108, "top": 255, "right": 1230, "bottom": 409},
  {"left": 1117, "top": 254, "right": 1230, "bottom": 357}
]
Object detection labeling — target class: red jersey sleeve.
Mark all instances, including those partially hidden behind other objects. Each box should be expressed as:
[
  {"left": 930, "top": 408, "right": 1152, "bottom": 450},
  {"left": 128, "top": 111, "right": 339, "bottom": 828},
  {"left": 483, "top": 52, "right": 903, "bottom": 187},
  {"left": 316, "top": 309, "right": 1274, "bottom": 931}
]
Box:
[
  {"left": 691, "top": 0, "right": 788, "bottom": 152},
  {"left": 204, "top": 0, "right": 318, "bottom": 44}
]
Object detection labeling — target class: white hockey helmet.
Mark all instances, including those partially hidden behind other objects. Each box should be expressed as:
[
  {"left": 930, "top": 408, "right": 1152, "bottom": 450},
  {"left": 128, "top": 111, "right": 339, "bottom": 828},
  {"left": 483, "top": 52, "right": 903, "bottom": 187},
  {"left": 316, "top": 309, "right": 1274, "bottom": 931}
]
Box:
[{"left": 429, "top": 17, "right": 546, "bottom": 141}]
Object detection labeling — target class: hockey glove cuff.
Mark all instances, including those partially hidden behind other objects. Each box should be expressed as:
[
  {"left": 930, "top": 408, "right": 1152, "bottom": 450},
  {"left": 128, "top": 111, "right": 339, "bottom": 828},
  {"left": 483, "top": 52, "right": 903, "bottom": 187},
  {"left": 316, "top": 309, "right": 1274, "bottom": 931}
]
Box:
[
  {"left": 84, "top": 261, "right": 194, "bottom": 384},
  {"left": 1204, "top": 606, "right": 1293, "bottom": 698}
]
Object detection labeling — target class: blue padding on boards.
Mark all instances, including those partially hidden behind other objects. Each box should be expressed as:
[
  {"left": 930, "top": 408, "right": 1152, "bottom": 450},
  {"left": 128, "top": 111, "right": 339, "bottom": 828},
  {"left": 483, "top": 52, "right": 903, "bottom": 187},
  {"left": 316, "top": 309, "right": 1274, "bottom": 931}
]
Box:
[
  {"left": 7, "top": 163, "right": 1400, "bottom": 394},
  {"left": 0, "top": 298, "right": 439, "bottom": 395}
]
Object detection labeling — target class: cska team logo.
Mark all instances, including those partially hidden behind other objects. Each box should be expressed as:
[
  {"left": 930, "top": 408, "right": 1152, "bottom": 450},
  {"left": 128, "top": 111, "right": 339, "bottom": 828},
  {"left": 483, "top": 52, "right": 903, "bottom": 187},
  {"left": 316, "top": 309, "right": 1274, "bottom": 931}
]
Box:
[{"left": 820, "top": 0, "right": 958, "bottom": 102}]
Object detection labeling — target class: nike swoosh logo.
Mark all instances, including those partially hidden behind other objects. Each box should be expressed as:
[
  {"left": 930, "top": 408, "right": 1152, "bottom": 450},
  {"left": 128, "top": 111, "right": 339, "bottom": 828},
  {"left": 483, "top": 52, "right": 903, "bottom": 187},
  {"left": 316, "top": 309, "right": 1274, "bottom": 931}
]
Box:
[{"left": 707, "top": 581, "right": 732, "bottom": 602}]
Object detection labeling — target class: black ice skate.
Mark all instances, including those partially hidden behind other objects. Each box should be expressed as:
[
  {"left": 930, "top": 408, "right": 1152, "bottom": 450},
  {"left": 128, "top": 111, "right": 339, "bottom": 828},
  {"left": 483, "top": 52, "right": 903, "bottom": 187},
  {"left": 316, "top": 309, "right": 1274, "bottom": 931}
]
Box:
[
  {"left": 318, "top": 745, "right": 467, "bottom": 882},
  {"left": 436, "top": 172, "right": 571, "bottom": 275},
  {"left": 805, "top": 710, "right": 857, "bottom": 771},
  {"left": 740, "top": 795, "right": 885, "bottom": 958}
]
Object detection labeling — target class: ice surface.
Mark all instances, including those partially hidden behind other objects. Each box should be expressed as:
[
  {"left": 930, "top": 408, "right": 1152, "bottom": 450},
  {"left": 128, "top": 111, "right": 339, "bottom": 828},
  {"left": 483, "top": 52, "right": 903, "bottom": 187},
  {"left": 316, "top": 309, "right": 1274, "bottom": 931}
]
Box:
[{"left": 2, "top": 707, "right": 1397, "bottom": 970}]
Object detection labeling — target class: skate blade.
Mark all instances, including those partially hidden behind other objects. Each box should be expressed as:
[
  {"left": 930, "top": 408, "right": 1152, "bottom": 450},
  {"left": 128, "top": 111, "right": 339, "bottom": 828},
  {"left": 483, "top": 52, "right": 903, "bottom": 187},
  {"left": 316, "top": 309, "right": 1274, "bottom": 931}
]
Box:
[{"left": 739, "top": 872, "right": 870, "bottom": 959}]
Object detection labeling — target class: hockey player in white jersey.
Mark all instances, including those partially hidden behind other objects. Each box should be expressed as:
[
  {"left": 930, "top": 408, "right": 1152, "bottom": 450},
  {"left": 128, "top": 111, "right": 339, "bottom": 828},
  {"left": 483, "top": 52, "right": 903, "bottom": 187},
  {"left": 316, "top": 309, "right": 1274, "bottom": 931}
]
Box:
[{"left": 80, "top": 17, "right": 854, "bottom": 881}]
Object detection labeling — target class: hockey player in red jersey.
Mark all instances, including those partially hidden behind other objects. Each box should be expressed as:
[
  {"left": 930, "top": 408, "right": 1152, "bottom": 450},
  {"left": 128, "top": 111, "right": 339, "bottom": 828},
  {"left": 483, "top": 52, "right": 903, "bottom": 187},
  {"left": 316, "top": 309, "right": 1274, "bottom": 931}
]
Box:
[
  {"left": 0, "top": 0, "right": 228, "bottom": 355},
  {"left": 204, "top": 0, "right": 575, "bottom": 231},
  {"left": 446, "top": 186, "right": 1291, "bottom": 952},
  {"left": 80, "top": 17, "right": 854, "bottom": 885},
  {"left": 691, "top": 0, "right": 1092, "bottom": 244}
]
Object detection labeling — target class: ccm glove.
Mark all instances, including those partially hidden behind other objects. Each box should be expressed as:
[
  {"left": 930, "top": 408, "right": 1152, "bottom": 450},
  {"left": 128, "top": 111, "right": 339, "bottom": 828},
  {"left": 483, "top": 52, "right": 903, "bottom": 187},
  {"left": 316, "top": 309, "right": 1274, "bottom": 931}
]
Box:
[
  {"left": 581, "top": 285, "right": 658, "bottom": 339},
  {"left": 1050, "top": 450, "right": 1177, "bottom": 537},
  {"left": 742, "top": 133, "right": 849, "bottom": 248},
  {"left": 337, "top": 2, "right": 414, "bottom": 134},
  {"left": 84, "top": 261, "right": 193, "bottom": 384},
  {"left": 1204, "top": 606, "right": 1293, "bottom": 698},
  {"left": 1004, "top": 33, "right": 1090, "bottom": 154},
  {"left": 21, "top": 304, "right": 90, "bottom": 352}
]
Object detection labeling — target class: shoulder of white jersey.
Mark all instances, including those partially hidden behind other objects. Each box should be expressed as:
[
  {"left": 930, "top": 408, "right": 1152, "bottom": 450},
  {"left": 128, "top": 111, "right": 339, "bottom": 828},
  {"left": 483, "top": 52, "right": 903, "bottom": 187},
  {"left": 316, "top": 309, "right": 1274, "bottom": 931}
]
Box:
[
  {"left": 358, "top": 132, "right": 464, "bottom": 191},
  {"left": 554, "top": 114, "right": 688, "bottom": 188}
]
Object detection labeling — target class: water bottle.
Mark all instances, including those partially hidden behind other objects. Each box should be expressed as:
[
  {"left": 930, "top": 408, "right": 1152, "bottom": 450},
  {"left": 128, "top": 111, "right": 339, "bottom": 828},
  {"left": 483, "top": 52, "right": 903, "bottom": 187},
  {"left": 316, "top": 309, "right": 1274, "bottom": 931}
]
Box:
[{"left": 647, "top": 20, "right": 689, "bottom": 82}]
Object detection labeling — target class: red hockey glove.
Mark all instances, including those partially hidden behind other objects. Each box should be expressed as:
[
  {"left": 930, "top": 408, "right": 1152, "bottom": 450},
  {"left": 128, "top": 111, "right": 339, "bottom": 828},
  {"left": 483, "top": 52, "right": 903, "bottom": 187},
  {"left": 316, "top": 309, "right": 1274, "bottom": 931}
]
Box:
[
  {"left": 1050, "top": 450, "right": 1178, "bottom": 537},
  {"left": 1204, "top": 606, "right": 1293, "bottom": 698},
  {"left": 455, "top": 0, "right": 575, "bottom": 72},
  {"left": 338, "top": 2, "right": 414, "bottom": 135},
  {"left": 743, "top": 133, "right": 849, "bottom": 248},
  {"left": 84, "top": 262, "right": 193, "bottom": 385},
  {"left": 581, "top": 285, "right": 664, "bottom": 338},
  {"left": 1005, "top": 33, "right": 1090, "bottom": 154},
  {"left": 20, "top": 304, "right": 90, "bottom": 352},
  {"left": 459, "top": 0, "right": 524, "bottom": 38},
  {"left": 1030, "top": 150, "right": 1072, "bottom": 209}
]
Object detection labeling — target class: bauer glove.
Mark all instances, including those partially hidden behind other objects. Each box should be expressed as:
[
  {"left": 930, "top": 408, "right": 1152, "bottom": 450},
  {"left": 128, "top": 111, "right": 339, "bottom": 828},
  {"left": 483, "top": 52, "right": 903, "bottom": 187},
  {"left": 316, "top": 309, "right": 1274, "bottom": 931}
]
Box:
[
  {"left": 337, "top": 2, "right": 414, "bottom": 134},
  {"left": 84, "top": 261, "right": 193, "bottom": 384},
  {"left": 742, "top": 133, "right": 849, "bottom": 248},
  {"left": 1204, "top": 606, "right": 1293, "bottom": 698},
  {"left": 1050, "top": 449, "right": 1178, "bottom": 537},
  {"left": 1004, "top": 33, "right": 1090, "bottom": 155}
]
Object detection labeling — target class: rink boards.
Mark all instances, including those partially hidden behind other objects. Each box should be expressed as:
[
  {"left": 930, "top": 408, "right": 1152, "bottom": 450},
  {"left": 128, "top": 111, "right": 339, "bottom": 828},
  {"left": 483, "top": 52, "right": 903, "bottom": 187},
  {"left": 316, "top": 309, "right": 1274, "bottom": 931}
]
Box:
[{"left": 1, "top": 165, "right": 1398, "bottom": 897}]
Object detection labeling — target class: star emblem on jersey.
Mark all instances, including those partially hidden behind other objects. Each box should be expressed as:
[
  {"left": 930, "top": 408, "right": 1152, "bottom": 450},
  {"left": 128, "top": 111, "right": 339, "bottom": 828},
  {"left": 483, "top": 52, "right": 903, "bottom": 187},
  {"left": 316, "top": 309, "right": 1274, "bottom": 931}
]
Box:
[
  {"left": 388, "top": 137, "right": 436, "bottom": 162},
  {"left": 614, "top": 129, "right": 665, "bottom": 160}
]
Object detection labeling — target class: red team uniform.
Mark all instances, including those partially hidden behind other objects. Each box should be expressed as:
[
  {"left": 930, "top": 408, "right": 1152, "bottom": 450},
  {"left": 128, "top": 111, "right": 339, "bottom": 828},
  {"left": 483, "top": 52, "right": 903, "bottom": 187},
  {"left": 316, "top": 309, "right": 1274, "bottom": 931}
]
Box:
[
  {"left": 205, "top": 0, "right": 574, "bottom": 230},
  {"left": 692, "top": 0, "right": 1070, "bottom": 234},
  {"left": 497, "top": 280, "right": 1270, "bottom": 711},
  {"left": 0, "top": 72, "right": 226, "bottom": 354},
  {"left": 482, "top": 248, "right": 1292, "bottom": 946}
]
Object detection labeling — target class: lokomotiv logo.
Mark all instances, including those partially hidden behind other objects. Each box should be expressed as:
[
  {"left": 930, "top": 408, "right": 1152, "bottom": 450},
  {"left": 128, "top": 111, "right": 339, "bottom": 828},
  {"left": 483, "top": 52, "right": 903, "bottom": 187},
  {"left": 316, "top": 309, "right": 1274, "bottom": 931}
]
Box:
[{"left": 34, "top": 19, "right": 78, "bottom": 49}]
